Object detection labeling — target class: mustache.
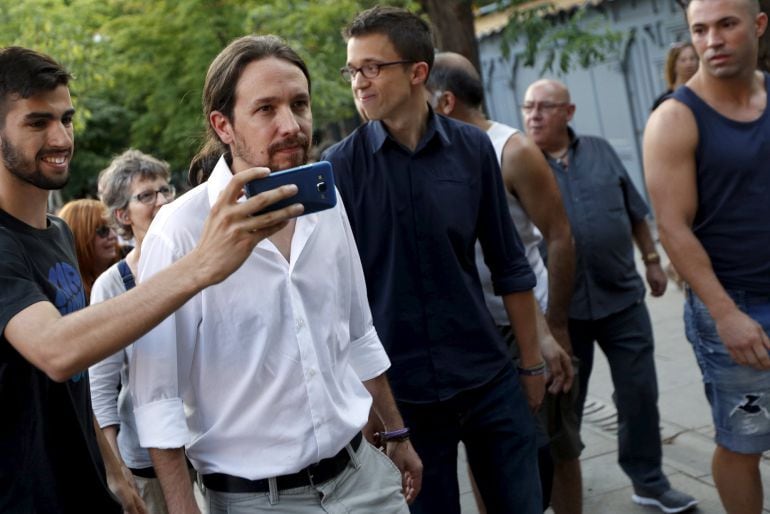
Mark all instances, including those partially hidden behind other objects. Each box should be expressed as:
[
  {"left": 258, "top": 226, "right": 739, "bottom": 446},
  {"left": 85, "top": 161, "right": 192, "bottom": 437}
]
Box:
[
  {"left": 37, "top": 148, "right": 73, "bottom": 159},
  {"left": 267, "top": 135, "right": 309, "bottom": 156}
]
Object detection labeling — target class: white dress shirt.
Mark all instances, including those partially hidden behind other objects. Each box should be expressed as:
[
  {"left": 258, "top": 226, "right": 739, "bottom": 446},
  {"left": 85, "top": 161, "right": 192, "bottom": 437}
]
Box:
[{"left": 130, "top": 156, "right": 390, "bottom": 480}]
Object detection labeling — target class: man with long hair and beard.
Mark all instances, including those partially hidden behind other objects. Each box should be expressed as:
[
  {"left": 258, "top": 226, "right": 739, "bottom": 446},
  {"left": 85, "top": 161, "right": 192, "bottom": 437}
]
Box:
[{"left": 129, "top": 35, "right": 421, "bottom": 514}]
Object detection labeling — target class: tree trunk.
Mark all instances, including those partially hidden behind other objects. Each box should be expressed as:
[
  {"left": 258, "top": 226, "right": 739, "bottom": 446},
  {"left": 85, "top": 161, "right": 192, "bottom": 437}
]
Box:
[{"left": 419, "top": 0, "right": 481, "bottom": 72}]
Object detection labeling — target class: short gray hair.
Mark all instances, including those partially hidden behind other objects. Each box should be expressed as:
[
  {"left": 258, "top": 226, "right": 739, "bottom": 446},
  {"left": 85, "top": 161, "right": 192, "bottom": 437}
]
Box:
[{"left": 98, "top": 148, "right": 170, "bottom": 239}]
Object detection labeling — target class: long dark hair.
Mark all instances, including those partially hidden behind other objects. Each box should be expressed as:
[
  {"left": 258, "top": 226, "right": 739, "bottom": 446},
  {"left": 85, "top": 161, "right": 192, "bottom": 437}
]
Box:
[{"left": 188, "top": 35, "right": 311, "bottom": 186}]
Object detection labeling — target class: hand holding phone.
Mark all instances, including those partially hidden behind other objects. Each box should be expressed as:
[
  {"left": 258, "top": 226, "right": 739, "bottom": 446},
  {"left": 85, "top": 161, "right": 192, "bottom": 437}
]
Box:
[{"left": 244, "top": 161, "right": 337, "bottom": 216}]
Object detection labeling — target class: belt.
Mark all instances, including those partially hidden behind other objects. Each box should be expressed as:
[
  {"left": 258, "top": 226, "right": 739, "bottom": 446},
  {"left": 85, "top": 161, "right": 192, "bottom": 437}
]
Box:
[{"left": 202, "top": 432, "right": 363, "bottom": 493}]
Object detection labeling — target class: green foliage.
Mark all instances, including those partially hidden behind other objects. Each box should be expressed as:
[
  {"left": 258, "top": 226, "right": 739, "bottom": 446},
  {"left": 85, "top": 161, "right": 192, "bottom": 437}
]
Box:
[
  {"left": 500, "top": 3, "right": 622, "bottom": 74},
  {"left": 1, "top": 0, "right": 618, "bottom": 199}
]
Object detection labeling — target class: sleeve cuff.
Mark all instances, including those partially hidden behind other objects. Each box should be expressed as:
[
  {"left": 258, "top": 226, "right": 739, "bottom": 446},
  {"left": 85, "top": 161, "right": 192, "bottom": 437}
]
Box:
[
  {"left": 134, "top": 397, "right": 190, "bottom": 449},
  {"left": 349, "top": 327, "right": 390, "bottom": 381},
  {"left": 492, "top": 272, "right": 537, "bottom": 296}
]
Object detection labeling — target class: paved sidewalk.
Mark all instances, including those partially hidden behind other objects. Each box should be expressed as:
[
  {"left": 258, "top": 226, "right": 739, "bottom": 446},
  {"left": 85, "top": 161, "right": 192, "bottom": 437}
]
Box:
[{"left": 457, "top": 266, "right": 770, "bottom": 513}]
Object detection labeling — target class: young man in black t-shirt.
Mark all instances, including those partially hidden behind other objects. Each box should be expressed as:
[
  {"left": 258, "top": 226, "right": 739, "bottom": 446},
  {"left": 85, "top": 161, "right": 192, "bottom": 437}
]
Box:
[{"left": 0, "top": 46, "right": 302, "bottom": 512}]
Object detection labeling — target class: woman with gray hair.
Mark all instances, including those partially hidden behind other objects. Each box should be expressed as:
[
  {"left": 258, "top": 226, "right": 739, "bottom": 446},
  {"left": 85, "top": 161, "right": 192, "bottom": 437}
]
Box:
[{"left": 89, "top": 149, "right": 176, "bottom": 513}]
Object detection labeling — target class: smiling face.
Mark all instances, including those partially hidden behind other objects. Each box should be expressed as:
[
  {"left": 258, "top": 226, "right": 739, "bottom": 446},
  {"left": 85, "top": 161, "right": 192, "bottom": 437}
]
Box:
[
  {"left": 346, "top": 32, "right": 419, "bottom": 122},
  {"left": 211, "top": 57, "right": 312, "bottom": 173},
  {"left": 0, "top": 85, "right": 74, "bottom": 189},
  {"left": 688, "top": 0, "right": 767, "bottom": 79}
]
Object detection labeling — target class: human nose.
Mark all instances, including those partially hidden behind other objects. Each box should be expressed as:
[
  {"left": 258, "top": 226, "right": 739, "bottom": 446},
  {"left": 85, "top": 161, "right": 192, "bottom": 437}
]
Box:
[
  {"left": 351, "top": 69, "right": 370, "bottom": 90},
  {"left": 275, "top": 105, "right": 300, "bottom": 137},
  {"left": 155, "top": 190, "right": 170, "bottom": 206},
  {"left": 705, "top": 28, "right": 724, "bottom": 49},
  {"left": 48, "top": 121, "right": 72, "bottom": 149}
]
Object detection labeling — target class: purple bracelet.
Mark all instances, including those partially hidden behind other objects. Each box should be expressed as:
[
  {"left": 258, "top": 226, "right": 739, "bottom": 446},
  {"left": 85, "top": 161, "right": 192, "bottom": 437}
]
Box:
[{"left": 378, "top": 427, "right": 411, "bottom": 442}]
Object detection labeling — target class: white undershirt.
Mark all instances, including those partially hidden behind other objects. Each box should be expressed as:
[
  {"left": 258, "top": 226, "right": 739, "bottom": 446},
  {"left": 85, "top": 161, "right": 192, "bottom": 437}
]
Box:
[{"left": 130, "top": 156, "right": 389, "bottom": 479}]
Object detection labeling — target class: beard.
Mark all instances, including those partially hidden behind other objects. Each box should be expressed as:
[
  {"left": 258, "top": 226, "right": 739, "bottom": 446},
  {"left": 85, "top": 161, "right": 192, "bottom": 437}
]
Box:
[
  {"left": 1, "top": 136, "right": 70, "bottom": 190},
  {"left": 232, "top": 132, "right": 310, "bottom": 172}
]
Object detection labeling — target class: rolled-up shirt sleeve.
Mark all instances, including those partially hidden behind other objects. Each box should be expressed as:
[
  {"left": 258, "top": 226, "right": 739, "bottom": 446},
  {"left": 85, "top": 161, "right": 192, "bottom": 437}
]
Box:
[
  {"left": 130, "top": 231, "right": 195, "bottom": 449},
  {"left": 338, "top": 198, "right": 390, "bottom": 381}
]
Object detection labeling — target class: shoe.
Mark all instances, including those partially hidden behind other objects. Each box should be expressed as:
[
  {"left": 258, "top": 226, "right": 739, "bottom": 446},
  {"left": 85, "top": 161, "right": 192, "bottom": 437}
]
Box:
[{"left": 632, "top": 488, "right": 698, "bottom": 513}]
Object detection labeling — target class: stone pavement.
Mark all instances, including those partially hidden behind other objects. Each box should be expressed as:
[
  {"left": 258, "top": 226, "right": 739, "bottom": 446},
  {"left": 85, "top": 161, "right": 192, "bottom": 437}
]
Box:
[{"left": 456, "top": 263, "right": 770, "bottom": 513}]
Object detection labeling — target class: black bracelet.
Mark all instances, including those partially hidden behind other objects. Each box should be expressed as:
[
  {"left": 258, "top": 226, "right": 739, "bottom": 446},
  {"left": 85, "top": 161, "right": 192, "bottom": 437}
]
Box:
[{"left": 517, "top": 361, "right": 546, "bottom": 376}]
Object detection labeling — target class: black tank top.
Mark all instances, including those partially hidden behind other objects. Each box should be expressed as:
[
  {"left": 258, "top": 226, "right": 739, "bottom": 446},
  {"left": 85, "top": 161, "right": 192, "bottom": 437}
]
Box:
[{"left": 672, "top": 74, "right": 770, "bottom": 293}]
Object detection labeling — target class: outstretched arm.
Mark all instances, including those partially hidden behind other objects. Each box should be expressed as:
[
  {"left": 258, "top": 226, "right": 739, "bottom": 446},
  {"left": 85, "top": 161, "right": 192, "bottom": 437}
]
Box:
[{"left": 4, "top": 168, "right": 302, "bottom": 381}]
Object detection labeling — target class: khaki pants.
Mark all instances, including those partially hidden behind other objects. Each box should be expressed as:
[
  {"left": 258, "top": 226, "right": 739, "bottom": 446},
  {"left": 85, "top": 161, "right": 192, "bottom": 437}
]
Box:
[{"left": 206, "top": 441, "right": 408, "bottom": 513}]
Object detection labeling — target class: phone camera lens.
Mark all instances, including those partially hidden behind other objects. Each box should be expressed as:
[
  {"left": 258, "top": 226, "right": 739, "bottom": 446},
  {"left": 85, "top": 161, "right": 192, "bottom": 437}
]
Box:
[{"left": 317, "top": 181, "right": 327, "bottom": 193}]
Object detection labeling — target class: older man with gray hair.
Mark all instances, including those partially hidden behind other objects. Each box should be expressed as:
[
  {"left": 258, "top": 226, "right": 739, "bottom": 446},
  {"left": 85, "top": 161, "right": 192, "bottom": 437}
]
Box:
[{"left": 523, "top": 79, "right": 696, "bottom": 513}]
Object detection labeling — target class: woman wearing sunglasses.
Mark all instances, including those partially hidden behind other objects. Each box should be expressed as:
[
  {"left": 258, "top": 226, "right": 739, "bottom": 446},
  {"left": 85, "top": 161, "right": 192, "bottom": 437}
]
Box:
[
  {"left": 88, "top": 149, "right": 178, "bottom": 513},
  {"left": 58, "top": 199, "right": 120, "bottom": 302}
]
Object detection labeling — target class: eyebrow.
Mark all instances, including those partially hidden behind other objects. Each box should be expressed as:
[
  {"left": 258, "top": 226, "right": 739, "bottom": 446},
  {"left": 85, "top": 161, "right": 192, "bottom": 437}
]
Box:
[
  {"left": 24, "top": 108, "right": 76, "bottom": 122},
  {"left": 247, "top": 93, "right": 310, "bottom": 109}
]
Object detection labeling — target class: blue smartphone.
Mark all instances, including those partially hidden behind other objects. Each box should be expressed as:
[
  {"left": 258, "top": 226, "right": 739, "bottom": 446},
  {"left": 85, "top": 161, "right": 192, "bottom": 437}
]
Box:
[{"left": 244, "top": 161, "right": 337, "bottom": 216}]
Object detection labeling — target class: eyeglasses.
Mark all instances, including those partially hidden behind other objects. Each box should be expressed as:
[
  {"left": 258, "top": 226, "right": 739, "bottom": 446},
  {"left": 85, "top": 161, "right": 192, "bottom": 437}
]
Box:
[
  {"left": 340, "top": 60, "right": 415, "bottom": 82},
  {"left": 130, "top": 184, "right": 176, "bottom": 205},
  {"left": 95, "top": 225, "right": 113, "bottom": 238},
  {"left": 521, "top": 102, "right": 568, "bottom": 114}
]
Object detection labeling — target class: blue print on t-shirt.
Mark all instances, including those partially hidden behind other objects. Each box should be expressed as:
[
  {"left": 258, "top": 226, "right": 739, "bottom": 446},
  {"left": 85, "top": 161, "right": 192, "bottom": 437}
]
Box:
[
  {"left": 48, "top": 262, "right": 86, "bottom": 315},
  {"left": 47, "top": 262, "right": 87, "bottom": 382}
]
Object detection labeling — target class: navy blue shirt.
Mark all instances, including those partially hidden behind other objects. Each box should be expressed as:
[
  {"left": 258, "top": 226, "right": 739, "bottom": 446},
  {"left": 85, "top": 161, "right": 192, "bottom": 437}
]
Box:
[
  {"left": 672, "top": 75, "right": 770, "bottom": 294},
  {"left": 324, "top": 111, "right": 535, "bottom": 403},
  {"left": 546, "top": 128, "right": 649, "bottom": 321}
]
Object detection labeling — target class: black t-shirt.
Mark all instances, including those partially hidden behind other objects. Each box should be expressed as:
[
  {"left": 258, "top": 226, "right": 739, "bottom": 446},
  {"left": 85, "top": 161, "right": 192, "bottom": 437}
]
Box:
[{"left": 0, "top": 209, "right": 120, "bottom": 513}]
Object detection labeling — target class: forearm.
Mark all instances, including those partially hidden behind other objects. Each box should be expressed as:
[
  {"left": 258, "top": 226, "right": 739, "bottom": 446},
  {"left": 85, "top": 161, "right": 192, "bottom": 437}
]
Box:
[
  {"left": 363, "top": 374, "right": 405, "bottom": 430},
  {"left": 6, "top": 253, "right": 205, "bottom": 382},
  {"left": 503, "top": 290, "right": 541, "bottom": 367},
  {"left": 544, "top": 234, "right": 575, "bottom": 336},
  {"left": 95, "top": 417, "right": 126, "bottom": 481},
  {"left": 631, "top": 218, "right": 658, "bottom": 256},
  {"left": 101, "top": 425, "right": 123, "bottom": 466},
  {"left": 149, "top": 448, "right": 198, "bottom": 514},
  {"left": 660, "top": 223, "right": 734, "bottom": 317}
]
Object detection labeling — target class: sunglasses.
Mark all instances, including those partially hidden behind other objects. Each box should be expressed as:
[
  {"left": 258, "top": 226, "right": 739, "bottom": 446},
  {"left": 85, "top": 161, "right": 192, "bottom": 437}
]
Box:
[{"left": 95, "top": 225, "right": 113, "bottom": 238}]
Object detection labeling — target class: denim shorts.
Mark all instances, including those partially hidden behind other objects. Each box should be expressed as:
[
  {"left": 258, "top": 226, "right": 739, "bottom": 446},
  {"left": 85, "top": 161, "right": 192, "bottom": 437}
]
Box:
[{"left": 684, "top": 289, "right": 770, "bottom": 454}]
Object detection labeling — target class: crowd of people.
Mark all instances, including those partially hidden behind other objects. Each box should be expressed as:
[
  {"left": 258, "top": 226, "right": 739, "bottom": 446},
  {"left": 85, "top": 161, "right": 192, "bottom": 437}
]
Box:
[{"left": 0, "top": 1, "right": 768, "bottom": 513}]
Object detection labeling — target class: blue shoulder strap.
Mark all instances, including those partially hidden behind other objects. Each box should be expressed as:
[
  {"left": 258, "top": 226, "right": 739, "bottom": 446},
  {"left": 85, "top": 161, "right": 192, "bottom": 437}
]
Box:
[{"left": 117, "top": 259, "right": 136, "bottom": 290}]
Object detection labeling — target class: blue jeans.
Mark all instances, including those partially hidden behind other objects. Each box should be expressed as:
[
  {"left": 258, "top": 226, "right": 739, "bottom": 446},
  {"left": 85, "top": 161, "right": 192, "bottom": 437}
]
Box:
[
  {"left": 684, "top": 289, "right": 770, "bottom": 454},
  {"left": 398, "top": 364, "right": 541, "bottom": 514},
  {"left": 569, "top": 300, "right": 670, "bottom": 496}
]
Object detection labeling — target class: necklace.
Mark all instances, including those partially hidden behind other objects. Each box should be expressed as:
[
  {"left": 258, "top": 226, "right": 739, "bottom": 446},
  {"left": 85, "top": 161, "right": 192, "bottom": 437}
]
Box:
[{"left": 549, "top": 147, "right": 569, "bottom": 167}]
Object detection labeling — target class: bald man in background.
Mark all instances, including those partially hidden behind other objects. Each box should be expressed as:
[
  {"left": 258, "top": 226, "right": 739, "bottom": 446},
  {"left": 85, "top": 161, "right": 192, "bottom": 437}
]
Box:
[
  {"left": 523, "top": 79, "right": 697, "bottom": 513},
  {"left": 427, "top": 52, "right": 580, "bottom": 514}
]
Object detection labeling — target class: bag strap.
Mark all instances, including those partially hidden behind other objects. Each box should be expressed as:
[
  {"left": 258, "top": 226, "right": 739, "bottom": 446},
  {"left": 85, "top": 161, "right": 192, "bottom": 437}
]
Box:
[{"left": 117, "top": 259, "right": 136, "bottom": 290}]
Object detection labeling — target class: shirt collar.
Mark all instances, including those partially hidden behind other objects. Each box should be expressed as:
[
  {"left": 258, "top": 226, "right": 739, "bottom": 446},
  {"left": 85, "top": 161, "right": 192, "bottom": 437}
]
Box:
[
  {"left": 366, "top": 104, "right": 451, "bottom": 154},
  {"left": 567, "top": 126, "right": 580, "bottom": 149},
  {"left": 207, "top": 155, "right": 238, "bottom": 208}
]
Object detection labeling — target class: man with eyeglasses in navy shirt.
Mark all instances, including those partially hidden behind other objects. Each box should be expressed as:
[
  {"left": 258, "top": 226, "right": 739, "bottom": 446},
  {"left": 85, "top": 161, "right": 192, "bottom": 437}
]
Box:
[{"left": 324, "top": 6, "right": 544, "bottom": 514}]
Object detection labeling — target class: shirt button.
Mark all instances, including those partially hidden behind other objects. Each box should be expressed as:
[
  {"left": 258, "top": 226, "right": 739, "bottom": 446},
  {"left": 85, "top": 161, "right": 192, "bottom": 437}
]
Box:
[
  {"left": 296, "top": 318, "right": 304, "bottom": 329},
  {"left": 308, "top": 368, "right": 316, "bottom": 378}
]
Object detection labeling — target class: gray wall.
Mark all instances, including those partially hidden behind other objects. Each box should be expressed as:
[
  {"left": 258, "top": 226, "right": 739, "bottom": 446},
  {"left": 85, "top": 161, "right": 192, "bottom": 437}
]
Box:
[{"left": 478, "top": 0, "right": 690, "bottom": 197}]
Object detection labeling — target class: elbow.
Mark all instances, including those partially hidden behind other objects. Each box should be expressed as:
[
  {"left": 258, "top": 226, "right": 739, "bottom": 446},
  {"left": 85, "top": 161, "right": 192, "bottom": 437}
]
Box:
[{"left": 38, "top": 349, "right": 83, "bottom": 383}]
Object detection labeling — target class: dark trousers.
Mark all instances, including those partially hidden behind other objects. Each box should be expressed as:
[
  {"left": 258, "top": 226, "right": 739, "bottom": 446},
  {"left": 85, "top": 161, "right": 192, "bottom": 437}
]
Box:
[
  {"left": 399, "top": 364, "right": 541, "bottom": 514},
  {"left": 570, "top": 300, "right": 670, "bottom": 496}
]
